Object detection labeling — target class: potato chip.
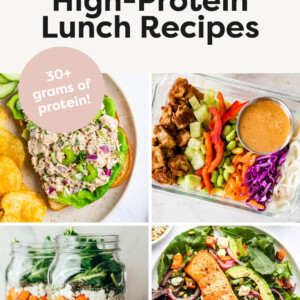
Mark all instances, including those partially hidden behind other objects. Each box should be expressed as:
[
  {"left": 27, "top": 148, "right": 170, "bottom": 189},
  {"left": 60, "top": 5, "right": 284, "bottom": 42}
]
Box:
[
  {"left": 0, "top": 129, "right": 25, "bottom": 168},
  {"left": 0, "top": 107, "right": 6, "bottom": 129},
  {"left": 1, "top": 191, "right": 47, "bottom": 222},
  {"left": 21, "top": 183, "right": 30, "bottom": 191},
  {"left": 0, "top": 156, "right": 22, "bottom": 196}
]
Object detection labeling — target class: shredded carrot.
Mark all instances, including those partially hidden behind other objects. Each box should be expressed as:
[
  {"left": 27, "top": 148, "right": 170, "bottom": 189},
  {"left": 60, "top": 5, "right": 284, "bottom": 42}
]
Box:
[{"left": 224, "top": 151, "right": 258, "bottom": 202}]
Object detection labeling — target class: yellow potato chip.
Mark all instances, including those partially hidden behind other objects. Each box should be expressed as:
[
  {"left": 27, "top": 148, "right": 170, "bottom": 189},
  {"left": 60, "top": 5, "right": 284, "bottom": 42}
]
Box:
[
  {"left": 0, "top": 191, "right": 47, "bottom": 223},
  {"left": 0, "top": 156, "right": 22, "bottom": 196},
  {"left": 0, "top": 107, "right": 6, "bottom": 129},
  {"left": 21, "top": 183, "right": 30, "bottom": 191},
  {"left": 0, "top": 129, "right": 25, "bottom": 169}
]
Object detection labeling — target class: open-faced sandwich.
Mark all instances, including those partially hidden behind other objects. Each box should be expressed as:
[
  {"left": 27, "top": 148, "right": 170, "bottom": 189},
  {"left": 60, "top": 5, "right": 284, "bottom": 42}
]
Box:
[
  {"left": 7, "top": 93, "right": 133, "bottom": 211},
  {"left": 153, "top": 226, "right": 300, "bottom": 300}
]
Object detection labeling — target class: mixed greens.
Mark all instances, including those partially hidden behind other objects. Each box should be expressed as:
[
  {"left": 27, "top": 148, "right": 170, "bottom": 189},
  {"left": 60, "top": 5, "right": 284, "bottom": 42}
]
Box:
[
  {"left": 153, "top": 226, "right": 300, "bottom": 300},
  {"left": 14, "top": 236, "right": 54, "bottom": 287},
  {"left": 60, "top": 228, "right": 124, "bottom": 295}
]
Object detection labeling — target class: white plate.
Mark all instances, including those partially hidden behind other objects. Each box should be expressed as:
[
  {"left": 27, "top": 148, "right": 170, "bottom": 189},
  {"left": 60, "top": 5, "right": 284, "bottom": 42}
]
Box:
[
  {"left": 0, "top": 74, "right": 136, "bottom": 222},
  {"left": 152, "top": 226, "right": 300, "bottom": 295},
  {"left": 152, "top": 226, "right": 173, "bottom": 246}
]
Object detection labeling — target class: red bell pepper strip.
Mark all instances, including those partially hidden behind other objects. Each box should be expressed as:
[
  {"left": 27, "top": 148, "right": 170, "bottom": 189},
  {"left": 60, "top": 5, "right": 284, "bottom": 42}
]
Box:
[
  {"left": 195, "top": 168, "right": 205, "bottom": 189},
  {"left": 209, "top": 107, "right": 222, "bottom": 143},
  {"left": 221, "top": 101, "right": 249, "bottom": 126},
  {"left": 202, "top": 132, "right": 213, "bottom": 193},
  {"left": 217, "top": 92, "right": 226, "bottom": 117},
  {"left": 208, "top": 137, "right": 223, "bottom": 173}
]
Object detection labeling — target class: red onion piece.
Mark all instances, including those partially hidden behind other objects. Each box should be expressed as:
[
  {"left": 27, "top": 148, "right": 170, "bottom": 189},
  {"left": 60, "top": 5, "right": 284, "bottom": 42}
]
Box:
[
  {"left": 249, "top": 290, "right": 262, "bottom": 300},
  {"left": 167, "top": 287, "right": 200, "bottom": 300},
  {"left": 209, "top": 249, "right": 235, "bottom": 270},
  {"left": 57, "top": 165, "right": 67, "bottom": 172},
  {"left": 226, "top": 247, "right": 245, "bottom": 266},
  {"left": 152, "top": 289, "right": 168, "bottom": 299},
  {"left": 160, "top": 263, "right": 184, "bottom": 287},
  {"left": 87, "top": 155, "right": 98, "bottom": 160},
  {"left": 100, "top": 145, "right": 109, "bottom": 153},
  {"left": 49, "top": 187, "right": 55, "bottom": 195},
  {"left": 271, "top": 289, "right": 284, "bottom": 300},
  {"left": 63, "top": 180, "right": 68, "bottom": 185},
  {"left": 104, "top": 168, "right": 112, "bottom": 176}
]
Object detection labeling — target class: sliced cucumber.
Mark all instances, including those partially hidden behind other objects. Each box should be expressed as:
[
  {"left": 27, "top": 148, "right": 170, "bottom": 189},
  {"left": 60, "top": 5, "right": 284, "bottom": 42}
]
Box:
[
  {"left": 194, "top": 104, "right": 210, "bottom": 124},
  {"left": 185, "top": 146, "right": 195, "bottom": 161},
  {"left": 189, "top": 96, "right": 201, "bottom": 111},
  {"left": 0, "top": 74, "right": 9, "bottom": 84},
  {"left": 204, "top": 88, "right": 216, "bottom": 102},
  {"left": 183, "top": 175, "right": 201, "bottom": 190},
  {"left": 190, "top": 122, "right": 201, "bottom": 138},
  {"left": 188, "top": 137, "right": 202, "bottom": 151},
  {"left": 177, "top": 176, "right": 185, "bottom": 187},
  {"left": 191, "top": 150, "right": 205, "bottom": 170},
  {"left": 1, "top": 73, "right": 21, "bottom": 82},
  {"left": 0, "top": 82, "right": 18, "bottom": 99}
]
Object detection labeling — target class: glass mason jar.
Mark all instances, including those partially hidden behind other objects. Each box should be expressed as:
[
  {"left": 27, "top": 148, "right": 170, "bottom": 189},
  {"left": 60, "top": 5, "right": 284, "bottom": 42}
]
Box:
[
  {"left": 48, "top": 234, "right": 126, "bottom": 300},
  {"left": 6, "top": 240, "right": 54, "bottom": 300}
]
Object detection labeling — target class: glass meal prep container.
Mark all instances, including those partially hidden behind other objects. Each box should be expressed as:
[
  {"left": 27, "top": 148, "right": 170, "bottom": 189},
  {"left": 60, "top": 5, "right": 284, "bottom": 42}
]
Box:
[
  {"left": 152, "top": 73, "right": 300, "bottom": 218},
  {"left": 6, "top": 241, "right": 54, "bottom": 300},
  {"left": 48, "top": 234, "right": 126, "bottom": 300}
]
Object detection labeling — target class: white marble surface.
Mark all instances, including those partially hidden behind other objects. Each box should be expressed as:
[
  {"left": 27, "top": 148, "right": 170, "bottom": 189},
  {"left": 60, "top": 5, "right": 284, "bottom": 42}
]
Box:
[
  {"left": 102, "top": 73, "right": 149, "bottom": 223},
  {"left": 152, "top": 225, "right": 300, "bottom": 270},
  {"left": 0, "top": 225, "right": 148, "bottom": 299},
  {"left": 152, "top": 74, "right": 300, "bottom": 223}
]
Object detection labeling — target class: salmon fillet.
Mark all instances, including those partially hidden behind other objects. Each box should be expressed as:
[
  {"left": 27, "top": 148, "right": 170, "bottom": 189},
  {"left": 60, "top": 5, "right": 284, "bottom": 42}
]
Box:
[{"left": 184, "top": 250, "right": 238, "bottom": 300}]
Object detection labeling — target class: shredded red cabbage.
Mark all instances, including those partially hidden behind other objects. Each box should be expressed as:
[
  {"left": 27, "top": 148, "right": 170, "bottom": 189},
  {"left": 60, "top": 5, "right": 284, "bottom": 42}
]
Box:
[
  {"left": 100, "top": 145, "right": 109, "bottom": 153},
  {"left": 243, "top": 149, "right": 288, "bottom": 211}
]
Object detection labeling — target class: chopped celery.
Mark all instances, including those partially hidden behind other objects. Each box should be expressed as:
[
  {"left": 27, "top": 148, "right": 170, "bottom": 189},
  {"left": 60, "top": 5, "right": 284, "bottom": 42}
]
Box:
[
  {"left": 190, "top": 122, "right": 201, "bottom": 138},
  {"left": 193, "top": 104, "right": 210, "bottom": 124},
  {"left": 185, "top": 147, "right": 196, "bottom": 161},
  {"left": 188, "top": 138, "right": 202, "bottom": 151},
  {"left": 189, "top": 96, "right": 201, "bottom": 110},
  {"left": 191, "top": 150, "right": 205, "bottom": 170}
]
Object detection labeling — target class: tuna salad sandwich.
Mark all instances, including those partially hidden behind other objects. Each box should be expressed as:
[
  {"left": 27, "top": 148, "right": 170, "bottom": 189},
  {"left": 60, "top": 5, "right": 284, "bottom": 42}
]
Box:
[{"left": 7, "top": 95, "right": 133, "bottom": 211}]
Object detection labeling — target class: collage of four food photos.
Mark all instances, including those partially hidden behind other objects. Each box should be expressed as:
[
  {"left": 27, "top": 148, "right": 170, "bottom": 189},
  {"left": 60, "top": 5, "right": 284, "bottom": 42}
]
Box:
[{"left": 1, "top": 71, "right": 300, "bottom": 300}]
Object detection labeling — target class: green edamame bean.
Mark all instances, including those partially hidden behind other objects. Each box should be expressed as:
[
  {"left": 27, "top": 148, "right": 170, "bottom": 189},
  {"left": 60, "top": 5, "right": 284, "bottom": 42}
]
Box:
[
  {"left": 232, "top": 147, "right": 244, "bottom": 155},
  {"left": 223, "top": 169, "right": 230, "bottom": 181},
  {"left": 218, "top": 167, "right": 224, "bottom": 175},
  {"left": 218, "top": 157, "right": 225, "bottom": 168},
  {"left": 217, "top": 174, "right": 224, "bottom": 187},
  {"left": 222, "top": 125, "right": 232, "bottom": 138},
  {"left": 211, "top": 170, "right": 219, "bottom": 183},
  {"left": 232, "top": 124, "right": 236, "bottom": 130},
  {"left": 225, "top": 165, "right": 235, "bottom": 174},
  {"left": 237, "top": 142, "right": 244, "bottom": 148},
  {"left": 229, "top": 119, "right": 237, "bottom": 125},
  {"left": 223, "top": 157, "right": 231, "bottom": 167},
  {"left": 227, "top": 141, "right": 237, "bottom": 151},
  {"left": 226, "top": 130, "right": 236, "bottom": 142},
  {"left": 224, "top": 150, "right": 232, "bottom": 157}
]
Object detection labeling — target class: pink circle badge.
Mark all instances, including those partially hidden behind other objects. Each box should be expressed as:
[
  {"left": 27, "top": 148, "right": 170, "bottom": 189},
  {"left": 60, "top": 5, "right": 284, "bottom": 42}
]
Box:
[{"left": 19, "top": 47, "right": 104, "bottom": 133}]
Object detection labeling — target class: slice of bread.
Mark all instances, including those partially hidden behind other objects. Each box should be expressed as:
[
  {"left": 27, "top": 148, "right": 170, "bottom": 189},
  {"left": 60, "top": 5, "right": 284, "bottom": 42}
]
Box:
[{"left": 18, "top": 106, "right": 132, "bottom": 211}]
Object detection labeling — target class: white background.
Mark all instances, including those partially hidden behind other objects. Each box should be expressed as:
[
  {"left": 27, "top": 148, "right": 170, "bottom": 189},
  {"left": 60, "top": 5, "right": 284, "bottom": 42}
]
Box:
[
  {"left": 0, "top": 225, "right": 148, "bottom": 300},
  {"left": 1, "top": 0, "right": 300, "bottom": 72}
]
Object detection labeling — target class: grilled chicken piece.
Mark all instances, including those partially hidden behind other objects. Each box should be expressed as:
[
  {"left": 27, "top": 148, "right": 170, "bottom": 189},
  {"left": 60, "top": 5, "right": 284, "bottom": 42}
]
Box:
[
  {"left": 152, "top": 146, "right": 166, "bottom": 170},
  {"left": 168, "top": 154, "right": 190, "bottom": 176},
  {"left": 184, "top": 85, "right": 205, "bottom": 101},
  {"left": 176, "top": 129, "right": 191, "bottom": 148},
  {"left": 152, "top": 137, "right": 159, "bottom": 147},
  {"left": 185, "top": 250, "right": 238, "bottom": 300},
  {"left": 163, "top": 148, "right": 174, "bottom": 158},
  {"left": 169, "top": 77, "right": 189, "bottom": 100},
  {"left": 159, "top": 106, "right": 173, "bottom": 128},
  {"left": 152, "top": 168, "right": 176, "bottom": 185},
  {"left": 172, "top": 105, "right": 195, "bottom": 130},
  {"left": 153, "top": 125, "right": 176, "bottom": 149}
]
